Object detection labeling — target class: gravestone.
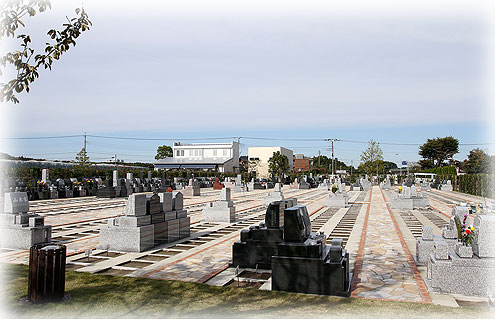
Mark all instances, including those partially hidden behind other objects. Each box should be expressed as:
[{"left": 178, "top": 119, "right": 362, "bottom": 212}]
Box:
[
  {"left": 271, "top": 205, "right": 352, "bottom": 296},
  {"left": 98, "top": 191, "right": 189, "bottom": 252},
  {"left": 0, "top": 192, "right": 52, "bottom": 249},
  {"left": 202, "top": 188, "right": 236, "bottom": 222},
  {"left": 213, "top": 178, "right": 224, "bottom": 190},
  {"left": 232, "top": 199, "right": 297, "bottom": 269},
  {"left": 182, "top": 179, "right": 200, "bottom": 196},
  {"left": 440, "top": 180, "right": 453, "bottom": 191},
  {"left": 471, "top": 215, "right": 494, "bottom": 258},
  {"left": 390, "top": 186, "right": 429, "bottom": 209},
  {"left": 41, "top": 169, "right": 49, "bottom": 183},
  {"left": 263, "top": 183, "right": 284, "bottom": 206}
]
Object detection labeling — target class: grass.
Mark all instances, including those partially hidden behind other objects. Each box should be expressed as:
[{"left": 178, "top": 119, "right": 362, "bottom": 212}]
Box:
[{"left": 0, "top": 264, "right": 494, "bottom": 319}]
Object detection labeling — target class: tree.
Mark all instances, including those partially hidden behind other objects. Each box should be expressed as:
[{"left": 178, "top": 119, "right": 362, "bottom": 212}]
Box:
[
  {"left": 268, "top": 151, "right": 290, "bottom": 182},
  {"left": 0, "top": 0, "right": 92, "bottom": 104},
  {"left": 75, "top": 148, "right": 90, "bottom": 167},
  {"left": 418, "top": 159, "right": 434, "bottom": 170},
  {"left": 461, "top": 148, "right": 495, "bottom": 174},
  {"left": 247, "top": 158, "right": 261, "bottom": 178},
  {"left": 359, "top": 139, "right": 384, "bottom": 178},
  {"left": 311, "top": 155, "right": 330, "bottom": 172},
  {"left": 155, "top": 145, "right": 173, "bottom": 160},
  {"left": 418, "top": 136, "right": 459, "bottom": 167}
]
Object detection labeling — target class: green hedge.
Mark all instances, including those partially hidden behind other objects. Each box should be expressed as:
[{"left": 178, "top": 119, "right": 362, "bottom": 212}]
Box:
[
  {"left": 422, "top": 166, "right": 457, "bottom": 175},
  {"left": 437, "top": 173, "right": 494, "bottom": 199}
]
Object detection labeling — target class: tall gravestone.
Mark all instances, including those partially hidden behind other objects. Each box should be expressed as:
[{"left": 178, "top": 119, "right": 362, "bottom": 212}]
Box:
[{"left": 98, "top": 191, "right": 189, "bottom": 252}]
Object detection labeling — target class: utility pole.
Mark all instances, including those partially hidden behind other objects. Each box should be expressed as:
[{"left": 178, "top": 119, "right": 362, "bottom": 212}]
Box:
[
  {"left": 318, "top": 150, "right": 321, "bottom": 166},
  {"left": 83, "top": 132, "right": 87, "bottom": 153},
  {"left": 327, "top": 139, "right": 338, "bottom": 177},
  {"left": 351, "top": 160, "right": 353, "bottom": 181}
]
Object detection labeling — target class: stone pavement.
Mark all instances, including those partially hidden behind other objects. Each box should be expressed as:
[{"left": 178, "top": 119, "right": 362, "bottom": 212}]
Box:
[{"left": 351, "top": 186, "right": 431, "bottom": 303}]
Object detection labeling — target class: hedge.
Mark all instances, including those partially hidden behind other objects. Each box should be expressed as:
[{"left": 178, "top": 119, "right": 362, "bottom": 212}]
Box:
[
  {"left": 437, "top": 173, "right": 494, "bottom": 199},
  {"left": 422, "top": 166, "right": 457, "bottom": 175}
]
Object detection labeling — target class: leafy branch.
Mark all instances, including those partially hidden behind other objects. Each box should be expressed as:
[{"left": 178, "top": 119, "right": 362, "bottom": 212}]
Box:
[{"left": 0, "top": 0, "right": 92, "bottom": 104}]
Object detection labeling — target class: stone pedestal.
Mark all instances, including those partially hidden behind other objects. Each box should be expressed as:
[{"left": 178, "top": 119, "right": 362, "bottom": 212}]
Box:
[
  {"left": 202, "top": 188, "right": 235, "bottom": 223},
  {"left": 263, "top": 184, "right": 284, "bottom": 206},
  {"left": 325, "top": 192, "right": 348, "bottom": 208}
]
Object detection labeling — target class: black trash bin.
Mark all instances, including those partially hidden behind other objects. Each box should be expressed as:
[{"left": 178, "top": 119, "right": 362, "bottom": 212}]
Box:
[{"left": 28, "top": 243, "right": 66, "bottom": 302}]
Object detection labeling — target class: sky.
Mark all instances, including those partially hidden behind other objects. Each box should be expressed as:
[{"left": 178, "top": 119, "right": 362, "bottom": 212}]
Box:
[{"left": 0, "top": 0, "right": 495, "bottom": 167}]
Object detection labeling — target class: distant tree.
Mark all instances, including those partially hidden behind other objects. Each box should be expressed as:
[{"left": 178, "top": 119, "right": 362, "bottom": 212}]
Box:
[
  {"left": 418, "top": 159, "right": 434, "bottom": 170},
  {"left": 359, "top": 140, "right": 384, "bottom": 178},
  {"left": 268, "top": 151, "right": 290, "bottom": 182},
  {"left": 0, "top": 0, "right": 92, "bottom": 104},
  {"left": 311, "top": 155, "right": 330, "bottom": 172},
  {"left": 383, "top": 161, "right": 398, "bottom": 170},
  {"left": 461, "top": 148, "right": 495, "bottom": 174},
  {"left": 155, "top": 145, "right": 173, "bottom": 160},
  {"left": 75, "top": 148, "right": 90, "bottom": 167},
  {"left": 418, "top": 136, "right": 459, "bottom": 167},
  {"left": 247, "top": 158, "right": 261, "bottom": 178}
]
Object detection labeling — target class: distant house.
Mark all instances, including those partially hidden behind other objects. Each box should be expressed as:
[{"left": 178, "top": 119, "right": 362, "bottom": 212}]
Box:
[
  {"left": 293, "top": 154, "right": 311, "bottom": 172},
  {"left": 154, "top": 142, "right": 240, "bottom": 173},
  {"left": 247, "top": 147, "right": 293, "bottom": 178}
]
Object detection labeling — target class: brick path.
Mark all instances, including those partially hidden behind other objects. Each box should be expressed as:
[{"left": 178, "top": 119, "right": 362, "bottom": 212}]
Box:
[{"left": 351, "top": 186, "right": 431, "bottom": 303}]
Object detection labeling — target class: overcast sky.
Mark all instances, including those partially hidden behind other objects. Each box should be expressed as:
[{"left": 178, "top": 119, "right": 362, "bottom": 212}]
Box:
[{"left": 0, "top": 0, "right": 495, "bottom": 165}]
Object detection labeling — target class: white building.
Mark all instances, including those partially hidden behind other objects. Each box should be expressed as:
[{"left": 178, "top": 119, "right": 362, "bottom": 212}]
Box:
[
  {"left": 155, "top": 142, "right": 240, "bottom": 173},
  {"left": 247, "top": 147, "right": 293, "bottom": 178}
]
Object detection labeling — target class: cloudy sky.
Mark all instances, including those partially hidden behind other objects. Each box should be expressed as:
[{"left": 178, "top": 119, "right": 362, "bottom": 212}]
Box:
[{"left": 0, "top": 0, "right": 495, "bottom": 166}]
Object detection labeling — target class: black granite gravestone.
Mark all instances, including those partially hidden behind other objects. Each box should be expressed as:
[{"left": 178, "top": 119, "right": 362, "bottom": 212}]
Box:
[
  {"left": 271, "top": 206, "right": 351, "bottom": 297},
  {"left": 231, "top": 199, "right": 296, "bottom": 269}
]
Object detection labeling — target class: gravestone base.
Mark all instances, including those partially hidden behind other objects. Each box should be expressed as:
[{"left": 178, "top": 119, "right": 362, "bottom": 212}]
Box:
[
  {"left": 263, "top": 191, "right": 284, "bottom": 206},
  {"left": 325, "top": 193, "right": 348, "bottom": 208},
  {"left": 389, "top": 197, "right": 413, "bottom": 210},
  {"left": 202, "top": 202, "right": 235, "bottom": 223},
  {"left": 441, "top": 185, "right": 453, "bottom": 191},
  {"left": 380, "top": 182, "right": 391, "bottom": 190},
  {"left": 181, "top": 186, "right": 200, "bottom": 197},
  {"left": 0, "top": 225, "right": 52, "bottom": 249},
  {"left": 98, "top": 225, "right": 155, "bottom": 252},
  {"left": 298, "top": 183, "right": 310, "bottom": 189},
  {"left": 416, "top": 235, "right": 441, "bottom": 266},
  {"left": 271, "top": 249, "right": 352, "bottom": 297},
  {"left": 413, "top": 197, "right": 430, "bottom": 208},
  {"left": 351, "top": 186, "right": 361, "bottom": 191},
  {"left": 428, "top": 252, "right": 494, "bottom": 297}
]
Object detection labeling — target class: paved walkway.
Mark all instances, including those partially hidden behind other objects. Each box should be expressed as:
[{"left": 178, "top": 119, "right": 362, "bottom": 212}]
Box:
[{"left": 351, "top": 186, "right": 431, "bottom": 303}]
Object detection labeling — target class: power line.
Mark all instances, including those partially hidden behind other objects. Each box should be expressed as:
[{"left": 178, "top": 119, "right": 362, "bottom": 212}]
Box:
[
  {"left": 86, "top": 135, "right": 239, "bottom": 141},
  {"left": 0, "top": 135, "right": 82, "bottom": 140}
]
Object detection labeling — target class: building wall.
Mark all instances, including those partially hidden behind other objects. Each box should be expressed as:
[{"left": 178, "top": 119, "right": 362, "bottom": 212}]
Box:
[
  {"left": 247, "top": 147, "right": 293, "bottom": 178},
  {"left": 171, "top": 142, "right": 240, "bottom": 173},
  {"left": 294, "top": 158, "right": 310, "bottom": 172}
]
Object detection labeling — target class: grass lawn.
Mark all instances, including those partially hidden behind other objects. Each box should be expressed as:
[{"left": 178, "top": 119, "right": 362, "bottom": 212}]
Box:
[{"left": 0, "top": 264, "right": 495, "bottom": 318}]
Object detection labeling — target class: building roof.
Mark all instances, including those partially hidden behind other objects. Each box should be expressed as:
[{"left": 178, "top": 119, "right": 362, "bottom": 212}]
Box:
[{"left": 154, "top": 157, "right": 234, "bottom": 169}]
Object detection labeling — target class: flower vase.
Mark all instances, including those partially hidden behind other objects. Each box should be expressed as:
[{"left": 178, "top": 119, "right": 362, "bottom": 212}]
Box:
[{"left": 455, "top": 242, "right": 473, "bottom": 258}]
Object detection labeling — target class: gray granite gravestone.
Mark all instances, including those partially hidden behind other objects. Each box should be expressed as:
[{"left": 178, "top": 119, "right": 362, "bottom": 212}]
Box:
[
  {"left": 202, "top": 188, "right": 235, "bottom": 222},
  {"left": 0, "top": 192, "right": 52, "bottom": 249}
]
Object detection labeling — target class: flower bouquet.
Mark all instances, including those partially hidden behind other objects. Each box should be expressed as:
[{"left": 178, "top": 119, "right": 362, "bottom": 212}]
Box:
[{"left": 454, "top": 213, "right": 475, "bottom": 258}]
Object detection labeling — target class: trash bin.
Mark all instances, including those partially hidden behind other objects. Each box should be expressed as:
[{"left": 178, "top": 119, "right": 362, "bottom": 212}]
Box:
[{"left": 28, "top": 243, "right": 66, "bottom": 302}]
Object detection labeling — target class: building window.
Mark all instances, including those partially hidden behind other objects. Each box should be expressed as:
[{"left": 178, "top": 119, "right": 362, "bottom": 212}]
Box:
[
  {"left": 181, "top": 150, "right": 184, "bottom": 156},
  {"left": 223, "top": 149, "right": 228, "bottom": 157},
  {"left": 189, "top": 149, "right": 193, "bottom": 156},
  {"left": 213, "top": 149, "right": 217, "bottom": 157},
  {"left": 176, "top": 150, "right": 180, "bottom": 157}
]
